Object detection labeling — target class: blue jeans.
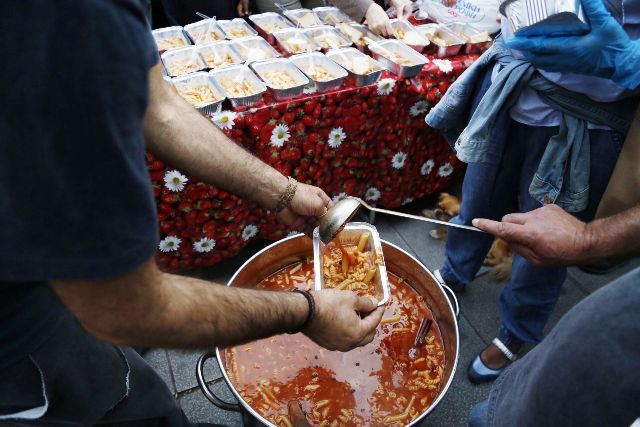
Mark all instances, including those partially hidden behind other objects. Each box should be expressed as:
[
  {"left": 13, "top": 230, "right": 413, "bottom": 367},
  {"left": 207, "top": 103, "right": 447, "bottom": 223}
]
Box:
[{"left": 440, "top": 120, "right": 624, "bottom": 345}]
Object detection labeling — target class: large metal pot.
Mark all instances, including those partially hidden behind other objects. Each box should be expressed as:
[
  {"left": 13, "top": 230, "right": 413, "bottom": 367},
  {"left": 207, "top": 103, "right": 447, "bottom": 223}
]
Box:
[{"left": 197, "top": 234, "right": 459, "bottom": 426}]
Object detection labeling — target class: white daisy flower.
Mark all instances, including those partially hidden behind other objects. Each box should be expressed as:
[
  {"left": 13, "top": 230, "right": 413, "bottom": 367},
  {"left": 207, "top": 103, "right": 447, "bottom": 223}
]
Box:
[
  {"left": 159, "top": 236, "right": 181, "bottom": 252},
  {"left": 241, "top": 224, "right": 258, "bottom": 241},
  {"left": 421, "top": 159, "right": 435, "bottom": 176},
  {"left": 410, "top": 100, "right": 430, "bottom": 117},
  {"left": 377, "top": 78, "right": 396, "bottom": 95},
  {"left": 303, "top": 83, "right": 317, "bottom": 94},
  {"left": 163, "top": 170, "right": 188, "bottom": 192},
  {"left": 270, "top": 124, "right": 290, "bottom": 148},
  {"left": 212, "top": 110, "right": 238, "bottom": 130},
  {"left": 438, "top": 162, "right": 454, "bottom": 177},
  {"left": 193, "top": 237, "right": 216, "bottom": 253},
  {"left": 402, "top": 198, "right": 414, "bottom": 205},
  {"left": 391, "top": 151, "right": 407, "bottom": 169},
  {"left": 286, "top": 230, "right": 303, "bottom": 238},
  {"left": 332, "top": 192, "right": 347, "bottom": 204},
  {"left": 432, "top": 59, "right": 454, "bottom": 74},
  {"left": 327, "top": 127, "right": 346, "bottom": 149},
  {"left": 364, "top": 186, "right": 381, "bottom": 202}
]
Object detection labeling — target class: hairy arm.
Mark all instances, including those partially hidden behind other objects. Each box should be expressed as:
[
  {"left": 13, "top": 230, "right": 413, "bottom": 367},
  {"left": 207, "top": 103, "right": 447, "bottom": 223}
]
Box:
[
  {"left": 143, "top": 64, "right": 287, "bottom": 210},
  {"left": 473, "top": 204, "right": 640, "bottom": 267}
]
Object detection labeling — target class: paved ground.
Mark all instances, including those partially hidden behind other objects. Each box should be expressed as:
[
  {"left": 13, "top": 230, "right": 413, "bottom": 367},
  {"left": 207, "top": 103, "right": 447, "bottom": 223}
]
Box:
[{"left": 144, "top": 195, "right": 640, "bottom": 427}]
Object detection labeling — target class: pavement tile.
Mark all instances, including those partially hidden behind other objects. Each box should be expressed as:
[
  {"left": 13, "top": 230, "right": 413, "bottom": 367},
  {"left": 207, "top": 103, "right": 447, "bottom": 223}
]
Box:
[
  {"left": 168, "top": 349, "right": 222, "bottom": 393},
  {"left": 143, "top": 348, "right": 176, "bottom": 395},
  {"left": 179, "top": 379, "right": 242, "bottom": 426}
]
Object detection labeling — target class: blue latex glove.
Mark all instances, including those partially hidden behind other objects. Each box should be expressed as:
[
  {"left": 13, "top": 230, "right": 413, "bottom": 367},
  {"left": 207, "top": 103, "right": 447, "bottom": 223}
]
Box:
[{"left": 506, "top": 0, "right": 640, "bottom": 90}]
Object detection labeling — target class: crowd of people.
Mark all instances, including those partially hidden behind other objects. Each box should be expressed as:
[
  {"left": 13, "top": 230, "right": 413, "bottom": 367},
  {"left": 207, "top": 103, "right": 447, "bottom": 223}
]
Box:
[{"left": 0, "top": 0, "right": 638, "bottom": 426}]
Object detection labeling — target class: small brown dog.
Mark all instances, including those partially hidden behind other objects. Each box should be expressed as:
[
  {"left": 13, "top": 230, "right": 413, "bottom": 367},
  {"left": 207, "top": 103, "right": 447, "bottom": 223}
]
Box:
[{"left": 423, "top": 193, "right": 513, "bottom": 281}]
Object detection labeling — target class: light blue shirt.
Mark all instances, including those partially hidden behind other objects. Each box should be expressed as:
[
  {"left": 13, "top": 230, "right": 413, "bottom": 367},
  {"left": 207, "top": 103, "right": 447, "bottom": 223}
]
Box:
[{"left": 498, "top": 0, "right": 640, "bottom": 129}]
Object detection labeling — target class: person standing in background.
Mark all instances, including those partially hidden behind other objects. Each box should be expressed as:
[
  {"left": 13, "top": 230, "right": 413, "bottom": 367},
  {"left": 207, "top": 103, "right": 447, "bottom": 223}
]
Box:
[{"left": 151, "top": 0, "right": 253, "bottom": 28}]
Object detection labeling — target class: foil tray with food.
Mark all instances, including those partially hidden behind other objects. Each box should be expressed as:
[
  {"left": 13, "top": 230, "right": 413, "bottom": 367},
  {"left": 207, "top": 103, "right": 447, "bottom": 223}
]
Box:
[
  {"left": 335, "top": 23, "right": 383, "bottom": 52},
  {"left": 313, "top": 222, "right": 390, "bottom": 306},
  {"left": 184, "top": 19, "right": 226, "bottom": 45},
  {"left": 250, "top": 58, "right": 310, "bottom": 101},
  {"left": 326, "top": 47, "right": 384, "bottom": 87},
  {"left": 369, "top": 39, "right": 428, "bottom": 78},
  {"left": 302, "top": 25, "right": 353, "bottom": 51},
  {"left": 171, "top": 72, "right": 225, "bottom": 115},
  {"left": 161, "top": 46, "right": 207, "bottom": 77},
  {"left": 218, "top": 18, "right": 259, "bottom": 39},
  {"left": 209, "top": 65, "right": 267, "bottom": 107},
  {"left": 283, "top": 8, "right": 323, "bottom": 27},
  {"left": 152, "top": 26, "right": 191, "bottom": 53},
  {"left": 418, "top": 24, "right": 465, "bottom": 58},
  {"left": 272, "top": 28, "right": 321, "bottom": 55},
  {"left": 313, "top": 6, "right": 354, "bottom": 25},
  {"left": 500, "top": 0, "right": 589, "bottom": 36},
  {"left": 248, "top": 12, "right": 295, "bottom": 44},
  {"left": 196, "top": 41, "right": 244, "bottom": 69},
  {"left": 390, "top": 19, "right": 430, "bottom": 52},
  {"left": 443, "top": 23, "right": 492, "bottom": 54},
  {"left": 290, "top": 52, "right": 348, "bottom": 92},
  {"left": 230, "top": 36, "right": 281, "bottom": 62}
]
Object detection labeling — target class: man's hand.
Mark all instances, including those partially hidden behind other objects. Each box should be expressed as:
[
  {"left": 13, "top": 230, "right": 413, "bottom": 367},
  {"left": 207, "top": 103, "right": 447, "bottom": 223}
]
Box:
[
  {"left": 506, "top": 0, "right": 640, "bottom": 90},
  {"left": 365, "top": 3, "right": 395, "bottom": 36},
  {"left": 472, "top": 204, "right": 593, "bottom": 267},
  {"left": 305, "top": 290, "right": 385, "bottom": 351},
  {"left": 237, "top": 0, "right": 250, "bottom": 17},
  {"left": 276, "top": 182, "right": 332, "bottom": 232},
  {"left": 390, "top": 0, "right": 412, "bottom": 19}
]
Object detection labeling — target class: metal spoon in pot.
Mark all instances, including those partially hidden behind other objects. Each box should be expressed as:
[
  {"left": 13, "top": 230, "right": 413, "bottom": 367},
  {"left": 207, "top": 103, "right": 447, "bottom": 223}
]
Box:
[{"left": 318, "top": 196, "right": 484, "bottom": 244}]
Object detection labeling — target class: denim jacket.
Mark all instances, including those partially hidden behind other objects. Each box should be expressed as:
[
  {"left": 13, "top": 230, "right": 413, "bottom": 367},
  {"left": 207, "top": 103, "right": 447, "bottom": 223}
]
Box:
[{"left": 425, "top": 38, "right": 636, "bottom": 212}]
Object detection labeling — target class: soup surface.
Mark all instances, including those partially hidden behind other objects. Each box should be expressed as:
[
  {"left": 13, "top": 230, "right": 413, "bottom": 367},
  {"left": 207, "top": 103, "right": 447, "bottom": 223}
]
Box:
[{"left": 224, "top": 261, "right": 446, "bottom": 427}]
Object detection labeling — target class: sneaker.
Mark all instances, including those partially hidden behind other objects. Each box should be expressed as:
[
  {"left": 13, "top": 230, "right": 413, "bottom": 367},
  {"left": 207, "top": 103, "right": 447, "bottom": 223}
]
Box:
[
  {"left": 467, "top": 338, "right": 518, "bottom": 384},
  {"left": 434, "top": 269, "right": 466, "bottom": 293}
]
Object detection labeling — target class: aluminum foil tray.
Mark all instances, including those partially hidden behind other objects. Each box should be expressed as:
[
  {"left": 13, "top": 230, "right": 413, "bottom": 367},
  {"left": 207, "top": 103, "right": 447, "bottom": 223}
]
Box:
[
  {"left": 326, "top": 47, "right": 384, "bottom": 87},
  {"left": 444, "top": 23, "right": 493, "bottom": 54},
  {"left": 335, "top": 23, "right": 382, "bottom": 52},
  {"left": 196, "top": 41, "right": 244, "bottom": 69},
  {"left": 272, "top": 28, "right": 321, "bottom": 55},
  {"left": 302, "top": 25, "right": 353, "bottom": 51},
  {"left": 313, "top": 222, "right": 390, "bottom": 307},
  {"left": 500, "top": 0, "right": 589, "bottom": 36},
  {"left": 313, "top": 6, "right": 354, "bottom": 25},
  {"left": 209, "top": 65, "right": 267, "bottom": 107},
  {"left": 161, "top": 46, "right": 207, "bottom": 77},
  {"left": 389, "top": 19, "right": 430, "bottom": 52},
  {"left": 152, "top": 26, "right": 191, "bottom": 53},
  {"left": 421, "top": 25, "right": 465, "bottom": 58},
  {"left": 218, "top": 18, "right": 259, "bottom": 39},
  {"left": 171, "top": 72, "right": 225, "bottom": 115},
  {"left": 248, "top": 12, "right": 295, "bottom": 43},
  {"left": 290, "top": 52, "right": 348, "bottom": 92},
  {"left": 230, "top": 36, "right": 281, "bottom": 62},
  {"left": 369, "top": 39, "right": 428, "bottom": 78},
  {"left": 283, "top": 8, "right": 323, "bottom": 27},
  {"left": 184, "top": 19, "right": 226, "bottom": 45},
  {"left": 250, "top": 58, "right": 309, "bottom": 101}
]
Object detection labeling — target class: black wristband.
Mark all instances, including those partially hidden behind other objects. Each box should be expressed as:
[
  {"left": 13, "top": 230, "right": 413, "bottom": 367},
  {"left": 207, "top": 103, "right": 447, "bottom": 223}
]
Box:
[{"left": 287, "top": 289, "right": 316, "bottom": 334}]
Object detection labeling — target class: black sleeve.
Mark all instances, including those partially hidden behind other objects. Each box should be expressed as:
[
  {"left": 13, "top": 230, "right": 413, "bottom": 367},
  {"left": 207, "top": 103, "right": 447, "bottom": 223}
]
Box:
[{"left": 0, "top": 0, "right": 161, "bottom": 281}]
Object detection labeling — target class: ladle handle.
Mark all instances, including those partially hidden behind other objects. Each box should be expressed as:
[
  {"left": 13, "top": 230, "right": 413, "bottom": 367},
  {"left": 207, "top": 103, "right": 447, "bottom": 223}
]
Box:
[{"left": 359, "top": 200, "right": 485, "bottom": 233}]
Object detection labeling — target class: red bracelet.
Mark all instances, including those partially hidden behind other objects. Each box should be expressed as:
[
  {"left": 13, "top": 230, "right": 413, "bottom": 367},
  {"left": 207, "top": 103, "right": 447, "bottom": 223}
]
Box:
[{"left": 288, "top": 289, "right": 316, "bottom": 334}]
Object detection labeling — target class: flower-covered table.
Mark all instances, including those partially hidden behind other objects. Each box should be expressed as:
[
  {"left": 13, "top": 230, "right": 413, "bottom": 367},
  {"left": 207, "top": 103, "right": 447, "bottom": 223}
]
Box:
[{"left": 149, "top": 53, "right": 478, "bottom": 271}]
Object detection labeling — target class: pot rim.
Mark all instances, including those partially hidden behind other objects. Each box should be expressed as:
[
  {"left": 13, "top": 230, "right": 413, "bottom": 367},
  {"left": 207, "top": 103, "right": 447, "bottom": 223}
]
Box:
[{"left": 214, "top": 234, "right": 460, "bottom": 427}]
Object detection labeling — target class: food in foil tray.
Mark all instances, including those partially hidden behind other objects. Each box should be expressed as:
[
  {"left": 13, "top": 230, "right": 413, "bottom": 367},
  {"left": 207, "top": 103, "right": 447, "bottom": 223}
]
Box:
[
  {"left": 303, "top": 64, "right": 335, "bottom": 82},
  {"left": 321, "top": 12, "right": 351, "bottom": 25},
  {"left": 337, "top": 23, "right": 377, "bottom": 46},
  {"left": 293, "top": 12, "right": 319, "bottom": 27},
  {"left": 176, "top": 84, "right": 220, "bottom": 107},
  {"left": 432, "top": 35, "right": 457, "bottom": 46},
  {"left": 190, "top": 30, "right": 223, "bottom": 44},
  {"left": 201, "top": 50, "right": 237, "bottom": 68},
  {"left": 261, "top": 70, "right": 299, "bottom": 89},
  {"left": 225, "top": 27, "right": 253, "bottom": 38},
  {"left": 260, "top": 21, "right": 289, "bottom": 33},
  {"left": 385, "top": 51, "right": 415, "bottom": 66},
  {"left": 156, "top": 37, "right": 187, "bottom": 51},
  {"left": 395, "top": 28, "right": 426, "bottom": 45},
  {"left": 283, "top": 36, "right": 313, "bottom": 53},
  {"left": 452, "top": 30, "right": 491, "bottom": 43},
  {"left": 347, "top": 56, "right": 379, "bottom": 75},
  {"left": 219, "top": 77, "right": 259, "bottom": 97},
  {"left": 312, "top": 33, "right": 346, "bottom": 49},
  {"left": 167, "top": 59, "right": 201, "bottom": 76}
]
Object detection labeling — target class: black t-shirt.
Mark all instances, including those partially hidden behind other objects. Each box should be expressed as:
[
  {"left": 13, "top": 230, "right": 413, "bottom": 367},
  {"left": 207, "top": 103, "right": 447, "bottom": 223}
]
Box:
[{"left": 0, "top": 0, "right": 159, "bottom": 370}]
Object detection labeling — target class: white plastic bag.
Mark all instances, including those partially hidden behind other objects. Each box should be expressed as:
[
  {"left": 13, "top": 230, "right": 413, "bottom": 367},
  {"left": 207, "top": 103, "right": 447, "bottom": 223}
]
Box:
[{"left": 416, "top": 0, "right": 501, "bottom": 33}]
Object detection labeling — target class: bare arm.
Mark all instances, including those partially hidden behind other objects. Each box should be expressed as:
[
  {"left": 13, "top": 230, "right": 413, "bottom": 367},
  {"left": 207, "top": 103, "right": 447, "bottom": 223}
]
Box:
[
  {"left": 473, "top": 204, "right": 640, "bottom": 267},
  {"left": 51, "top": 258, "right": 384, "bottom": 351}
]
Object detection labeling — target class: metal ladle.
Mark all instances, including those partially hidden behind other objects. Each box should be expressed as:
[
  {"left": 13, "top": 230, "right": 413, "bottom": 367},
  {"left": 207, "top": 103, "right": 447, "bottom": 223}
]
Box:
[{"left": 318, "top": 196, "right": 484, "bottom": 244}]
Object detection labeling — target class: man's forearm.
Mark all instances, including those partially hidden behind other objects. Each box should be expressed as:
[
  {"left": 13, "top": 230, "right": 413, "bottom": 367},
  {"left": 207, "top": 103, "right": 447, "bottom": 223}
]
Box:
[
  {"left": 51, "top": 260, "right": 308, "bottom": 348},
  {"left": 143, "top": 65, "right": 287, "bottom": 209},
  {"left": 586, "top": 204, "right": 640, "bottom": 261}
]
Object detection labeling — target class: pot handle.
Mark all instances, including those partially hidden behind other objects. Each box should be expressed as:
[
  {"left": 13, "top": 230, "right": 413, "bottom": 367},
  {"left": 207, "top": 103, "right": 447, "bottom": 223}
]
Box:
[
  {"left": 439, "top": 283, "right": 460, "bottom": 318},
  {"left": 196, "top": 351, "right": 242, "bottom": 412}
]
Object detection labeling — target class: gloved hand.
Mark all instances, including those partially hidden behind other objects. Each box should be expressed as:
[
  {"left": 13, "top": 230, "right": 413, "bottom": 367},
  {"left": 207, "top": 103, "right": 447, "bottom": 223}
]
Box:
[
  {"left": 389, "top": 0, "right": 413, "bottom": 19},
  {"left": 506, "top": 0, "right": 640, "bottom": 90},
  {"left": 365, "top": 3, "right": 395, "bottom": 36}
]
